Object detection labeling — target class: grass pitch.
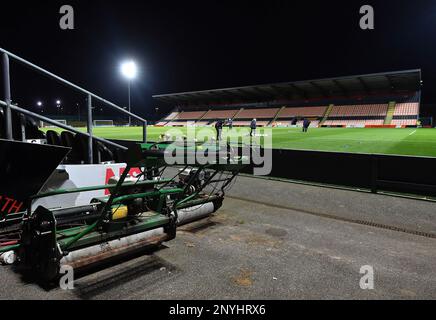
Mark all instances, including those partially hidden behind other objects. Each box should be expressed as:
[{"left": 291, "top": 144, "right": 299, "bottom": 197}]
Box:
[{"left": 44, "top": 126, "right": 436, "bottom": 158}]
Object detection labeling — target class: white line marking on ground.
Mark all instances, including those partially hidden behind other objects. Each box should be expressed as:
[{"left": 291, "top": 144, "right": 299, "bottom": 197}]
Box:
[{"left": 409, "top": 130, "right": 417, "bottom": 136}]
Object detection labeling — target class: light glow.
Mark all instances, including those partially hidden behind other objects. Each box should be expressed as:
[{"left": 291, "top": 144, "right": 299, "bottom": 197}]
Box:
[{"left": 120, "top": 60, "right": 138, "bottom": 80}]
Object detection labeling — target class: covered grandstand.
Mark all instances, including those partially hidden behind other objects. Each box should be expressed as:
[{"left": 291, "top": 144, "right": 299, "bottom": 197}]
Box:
[{"left": 154, "top": 70, "right": 422, "bottom": 128}]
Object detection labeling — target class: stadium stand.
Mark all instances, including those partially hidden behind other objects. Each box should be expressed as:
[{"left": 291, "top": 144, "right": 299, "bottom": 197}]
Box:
[
  {"left": 278, "top": 106, "right": 327, "bottom": 118},
  {"left": 158, "top": 102, "right": 419, "bottom": 128},
  {"left": 329, "top": 104, "right": 388, "bottom": 117},
  {"left": 236, "top": 108, "right": 280, "bottom": 119},
  {"left": 194, "top": 121, "right": 212, "bottom": 126},
  {"left": 164, "top": 112, "right": 180, "bottom": 121},
  {"left": 156, "top": 111, "right": 180, "bottom": 126},
  {"left": 391, "top": 102, "right": 420, "bottom": 127},
  {"left": 269, "top": 106, "right": 327, "bottom": 127},
  {"left": 393, "top": 102, "right": 420, "bottom": 116},
  {"left": 225, "top": 108, "right": 281, "bottom": 127},
  {"left": 203, "top": 109, "right": 240, "bottom": 120},
  {"left": 296, "top": 120, "right": 320, "bottom": 128},
  {"left": 324, "top": 119, "right": 385, "bottom": 127},
  {"left": 153, "top": 70, "right": 422, "bottom": 129},
  {"left": 321, "top": 104, "right": 389, "bottom": 127},
  {"left": 165, "top": 121, "right": 191, "bottom": 127},
  {"left": 232, "top": 120, "right": 270, "bottom": 127},
  {"left": 176, "top": 111, "right": 208, "bottom": 121},
  {"left": 391, "top": 119, "right": 418, "bottom": 126}
]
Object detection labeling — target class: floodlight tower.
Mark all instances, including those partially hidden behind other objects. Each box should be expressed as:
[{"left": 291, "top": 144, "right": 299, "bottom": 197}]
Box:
[
  {"left": 56, "top": 100, "right": 61, "bottom": 115},
  {"left": 37, "top": 101, "right": 43, "bottom": 114},
  {"left": 120, "top": 60, "right": 138, "bottom": 126}
]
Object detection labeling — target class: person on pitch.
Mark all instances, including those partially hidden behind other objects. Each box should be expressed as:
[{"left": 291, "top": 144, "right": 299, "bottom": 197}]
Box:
[
  {"left": 215, "top": 119, "right": 224, "bottom": 141},
  {"left": 250, "top": 118, "right": 257, "bottom": 137},
  {"left": 302, "top": 118, "right": 311, "bottom": 133}
]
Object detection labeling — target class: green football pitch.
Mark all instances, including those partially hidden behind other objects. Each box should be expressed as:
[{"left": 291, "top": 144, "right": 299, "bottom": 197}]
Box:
[{"left": 44, "top": 126, "right": 436, "bottom": 158}]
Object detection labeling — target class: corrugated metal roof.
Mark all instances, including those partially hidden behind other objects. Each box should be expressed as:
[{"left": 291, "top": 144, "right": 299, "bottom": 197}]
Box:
[{"left": 153, "top": 70, "right": 421, "bottom": 105}]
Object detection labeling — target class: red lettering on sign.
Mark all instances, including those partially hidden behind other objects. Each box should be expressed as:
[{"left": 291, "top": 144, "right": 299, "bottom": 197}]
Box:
[
  {"left": 9, "top": 200, "right": 23, "bottom": 214},
  {"left": 1, "top": 197, "right": 14, "bottom": 212},
  {"left": 104, "top": 167, "right": 142, "bottom": 195},
  {"left": 0, "top": 195, "right": 24, "bottom": 215}
]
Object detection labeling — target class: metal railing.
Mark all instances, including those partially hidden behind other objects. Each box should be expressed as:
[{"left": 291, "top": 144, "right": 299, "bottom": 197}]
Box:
[{"left": 0, "top": 47, "right": 148, "bottom": 163}]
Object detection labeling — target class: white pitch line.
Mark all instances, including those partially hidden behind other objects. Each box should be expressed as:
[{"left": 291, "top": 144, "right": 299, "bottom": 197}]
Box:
[{"left": 409, "top": 130, "right": 417, "bottom": 136}]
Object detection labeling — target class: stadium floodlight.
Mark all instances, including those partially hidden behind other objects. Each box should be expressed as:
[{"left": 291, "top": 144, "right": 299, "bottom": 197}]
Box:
[
  {"left": 120, "top": 60, "right": 138, "bottom": 126},
  {"left": 56, "top": 100, "right": 62, "bottom": 115},
  {"left": 37, "top": 101, "right": 43, "bottom": 107},
  {"left": 120, "top": 60, "right": 137, "bottom": 80}
]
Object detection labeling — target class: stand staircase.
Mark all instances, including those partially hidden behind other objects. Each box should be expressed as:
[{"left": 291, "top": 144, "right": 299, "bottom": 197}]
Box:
[
  {"left": 384, "top": 102, "right": 396, "bottom": 125},
  {"left": 319, "top": 104, "right": 334, "bottom": 126}
]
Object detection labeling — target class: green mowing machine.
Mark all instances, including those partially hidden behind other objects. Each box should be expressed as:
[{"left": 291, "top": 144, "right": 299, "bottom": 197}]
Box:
[{"left": 0, "top": 140, "right": 248, "bottom": 282}]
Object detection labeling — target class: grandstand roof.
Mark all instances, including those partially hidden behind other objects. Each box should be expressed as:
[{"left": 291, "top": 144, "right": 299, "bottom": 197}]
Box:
[{"left": 153, "top": 70, "right": 421, "bottom": 105}]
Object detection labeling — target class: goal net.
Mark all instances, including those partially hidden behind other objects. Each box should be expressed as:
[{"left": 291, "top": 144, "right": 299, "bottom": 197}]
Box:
[
  {"left": 93, "top": 120, "right": 115, "bottom": 127},
  {"left": 40, "top": 119, "right": 67, "bottom": 128}
]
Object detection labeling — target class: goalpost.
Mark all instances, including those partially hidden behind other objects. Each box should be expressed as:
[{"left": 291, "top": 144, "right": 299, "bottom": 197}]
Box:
[
  {"left": 40, "top": 119, "right": 67, "bottom": 128},
  {"left": 93, "top": 120, "right": 115, "bottom": 127}
]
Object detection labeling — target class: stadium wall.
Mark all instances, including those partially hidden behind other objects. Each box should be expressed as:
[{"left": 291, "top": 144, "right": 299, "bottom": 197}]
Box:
[{"left": 242, "top": 147, "right": 436, "bottom": 198}]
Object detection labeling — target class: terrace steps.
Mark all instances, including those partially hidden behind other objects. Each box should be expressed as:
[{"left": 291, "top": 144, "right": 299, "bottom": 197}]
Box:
[
  {"left": 175, "top": 111, "right": 184, "bottom": 120},
  {"left": 384, "top": 101, "right": 396, "bottom": 125},
  {"left": 320, "top": 104, "right": 334, "bottom": 126},
  {"left": 198, "top": 110, "right": 211, "bottom": 122},
  {"left": 232, "top": 108, "right": 244, "bottom": 120},
  {"left": 269, "top": 106, "right": 286, "bottom": 126}
]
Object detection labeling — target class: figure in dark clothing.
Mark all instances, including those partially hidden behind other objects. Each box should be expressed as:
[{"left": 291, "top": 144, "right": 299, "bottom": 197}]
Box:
[
  {"left": 228, "top": 118, "right": 233, "bottom": 130},
  {"left": 215, "top": 120, "right": 224, "bottom": 141},
  {"left": 250, "top": 119, "right": 257, "bottom": 137},
  {"left": 302, "top": 118, "right": 311, "bottom": 133}
]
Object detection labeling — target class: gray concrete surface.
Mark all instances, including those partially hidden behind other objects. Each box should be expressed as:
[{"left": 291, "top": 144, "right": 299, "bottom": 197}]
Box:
[{"left": 0, "top": 176, "right": 435, "bottom": 300}]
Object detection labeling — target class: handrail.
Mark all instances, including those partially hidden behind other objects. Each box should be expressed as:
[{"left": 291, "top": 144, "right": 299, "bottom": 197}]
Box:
[
  {"left": 0, "top": 100, "right": 128, "bottom": 151},
  {"left": 0, "top": 47, "right": 145, "bottom": 123},
  {"left": 0, "top": 47, "right": 148, "bottom": 163}
]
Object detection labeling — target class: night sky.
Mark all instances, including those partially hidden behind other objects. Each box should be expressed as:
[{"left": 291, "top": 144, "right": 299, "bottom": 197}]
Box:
[{"left": 1, "top": 0, "right": 436, "bottom": 120}]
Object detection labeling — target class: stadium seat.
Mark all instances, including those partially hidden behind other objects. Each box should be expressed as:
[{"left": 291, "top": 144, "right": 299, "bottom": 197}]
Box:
[
  {"left": 175, "top": 111, "right": 208, "bottom": 121},
  {"left": 329, "top": 104, "right": 388, "bottom": 117},
  {"left": 46, "top": 130, "right": 62, "bottom": 146},
  {"left": 163, "top": 112, "right": 180, "bottom": 121},
  {"left": 236, "top": 108, "right": 279, "bottom": 119},
  {"left": 204, "top": 110, "right": 239, "bottom": 120},
  {"left": 393, "top": 103, "right": 419, "bottom": 116},
  {"left": 392, "top": 119, "right": 418, "bottom": 126},
  {"left": 159, "top": 102, "right": 420, "bottom": 128},
  {"left": 278, "top": 106, "right": 327, "bottom": 118},
  {"left": 21, "top": 115, "right": 46, "bottom": 140},
  {"left": 69, "top": 134, "right": 115, "bottom": 164},
  {"left": 95, "top": 140, "right": 115, "bottom": 163},
  {"left": 0, "top": 111, "right": 46, "bottom": 141},
  {"left": 60, "top": 131, "right": 75, "bottom": 148}
]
